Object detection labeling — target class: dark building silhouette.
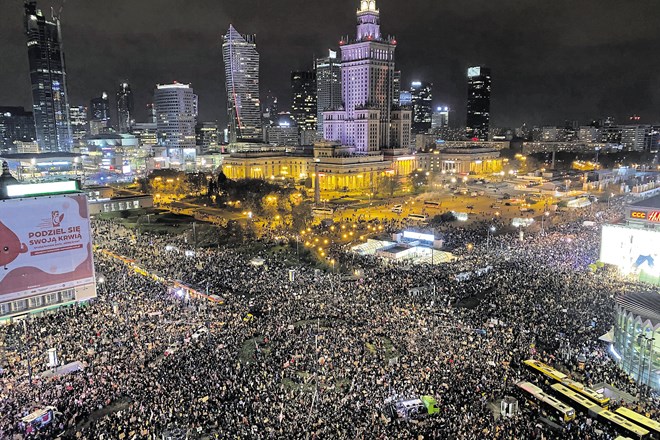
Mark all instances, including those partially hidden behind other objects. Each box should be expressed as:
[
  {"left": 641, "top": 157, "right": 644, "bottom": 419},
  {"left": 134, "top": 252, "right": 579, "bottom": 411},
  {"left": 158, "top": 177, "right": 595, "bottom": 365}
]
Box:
[
  {"left": 116, "top": 83, "right": 134, "bottom": 134},
  {"left": 291, "top": 71, "right": 317, "bottom": 132},
  {"left": 466, "top": 66, "right": 491, "bottom": 141},
  {"left": 0, "top": 107, "right": 36, "bottom": 149}
]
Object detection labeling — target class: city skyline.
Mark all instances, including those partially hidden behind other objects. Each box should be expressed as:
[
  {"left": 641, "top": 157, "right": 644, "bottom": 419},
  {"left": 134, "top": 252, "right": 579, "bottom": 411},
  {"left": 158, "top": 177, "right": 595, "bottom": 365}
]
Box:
[{"left": 1, "top": 0, "right": 660, "bottom": 129}]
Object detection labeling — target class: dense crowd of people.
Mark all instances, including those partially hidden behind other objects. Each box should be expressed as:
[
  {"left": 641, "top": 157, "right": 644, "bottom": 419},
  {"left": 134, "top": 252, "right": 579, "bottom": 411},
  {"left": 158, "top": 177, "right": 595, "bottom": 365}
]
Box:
[{"left": 0, "top": 195, "right": 658, "bottom": 439}]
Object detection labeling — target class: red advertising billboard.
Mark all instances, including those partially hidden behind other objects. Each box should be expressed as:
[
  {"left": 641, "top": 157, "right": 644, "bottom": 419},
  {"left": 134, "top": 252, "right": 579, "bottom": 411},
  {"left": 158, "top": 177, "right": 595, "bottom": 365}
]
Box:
[{"left": 0, "top": 193, "right": 95, "bottom": 302}]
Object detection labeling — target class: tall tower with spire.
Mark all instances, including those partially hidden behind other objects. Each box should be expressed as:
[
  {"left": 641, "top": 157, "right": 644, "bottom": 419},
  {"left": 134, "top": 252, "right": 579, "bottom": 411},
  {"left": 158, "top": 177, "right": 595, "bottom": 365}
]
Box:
[
  {"left": 323, "top": 0, "right": 410, "bottom": 152},
  {"left": 24, "top": 0, "right": 72, "bottom": 152},
  {"left": 222, "top": 25, "right": 262, "bottom": 143}
]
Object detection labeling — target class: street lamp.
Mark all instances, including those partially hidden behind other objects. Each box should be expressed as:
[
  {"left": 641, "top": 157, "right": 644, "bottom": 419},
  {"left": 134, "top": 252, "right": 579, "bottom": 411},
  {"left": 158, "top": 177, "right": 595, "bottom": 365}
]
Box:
[
  {"left": 487, "top": 225, "right": 496, "bottom": 249},
  {"left": 541, "top": 211, "right": 550, "bottom": 235}
]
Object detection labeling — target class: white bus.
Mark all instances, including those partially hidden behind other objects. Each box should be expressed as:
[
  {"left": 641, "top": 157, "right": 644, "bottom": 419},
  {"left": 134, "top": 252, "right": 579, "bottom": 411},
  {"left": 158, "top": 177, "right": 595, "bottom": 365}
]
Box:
[
  {"left": 407, "top": 213, "right": 429, "bottom": 222},
  {"left": 312, "top": 207, "right": 334, "bottom": 217}
]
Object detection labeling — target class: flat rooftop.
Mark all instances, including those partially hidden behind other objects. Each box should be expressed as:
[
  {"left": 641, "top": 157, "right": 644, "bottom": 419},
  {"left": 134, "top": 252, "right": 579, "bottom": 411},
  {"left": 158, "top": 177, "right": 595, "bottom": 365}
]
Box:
[
  {"left": 386, "top": 245, "right": 411, "bottom": 254},
  {"left": 630, "top": 194, "right": 660, "bottom": 209}
]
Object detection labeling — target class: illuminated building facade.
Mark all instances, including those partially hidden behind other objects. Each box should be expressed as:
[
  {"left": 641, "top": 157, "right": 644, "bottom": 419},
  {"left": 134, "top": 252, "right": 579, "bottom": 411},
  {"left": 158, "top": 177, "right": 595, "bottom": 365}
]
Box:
[
  {"left": 222, "top": 25, "right": 262, "bottom": 142},
  {"left": 224, "top": 1, "right": 414, "bottom": 193},
  {"left": 116, "top": 83, "right": 134, "bottom": 134},
  {"left": 410, "top": 81, "right": 432, "bottom": 134},
  {"left": 291, "top": 71, "right": 317, "bottom": 132},
  {"left": 89, "top": 93, "right": 111, "bottom": 135},
  {"left": 613, "top": 293, "right": 659, "bottom": 393},
  {"left": 466, "top": 66, "right": 491, "bottom": 141},
  {"left": 24, "top": 0, "right": 72, "bottom": 152},
  {"left": 132, "top": 122, "right": 158, "bottom": 149},
  {"left": 222, "top": 151, "right": 310, "bottom": 181},
  {"left": 416, "top": 147, "right": 502, "bottom": 174},
  {"left": 322, "top": 0, "right": 411, "bottom": 153},
  {"left": 392, "top": 70, "right": 401, "bottom": 106},
  {"left": 601, "top": 195, "right": 660, "bottom": 286},
  {"left": 154, "top": 83, "right": 198, "bottom": 169},
  {"left": 68, "top": 105, "right": 87, "bottom": 145},
  {"left": 432, "top": 107, "right": 449, "bottom": 130},
  {"left": 195, "top": 122, "right": 219, "bottom": 153}
]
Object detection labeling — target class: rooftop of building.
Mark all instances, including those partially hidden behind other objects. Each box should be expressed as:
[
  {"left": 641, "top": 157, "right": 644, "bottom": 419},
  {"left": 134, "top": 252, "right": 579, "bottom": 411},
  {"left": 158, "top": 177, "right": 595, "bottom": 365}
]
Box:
[
  {"left": 0, "top": 152, "right": 81, "bottom": 160},
  {"left": 156, "top": 83, "right": 191, "bottom": 89},
  {"left": 630, "top": 194, "right": 660, "bottom": 210},
  {"left": 615, "top": 292, "right": 660, "bottom": 326},
  {"left": 443, "top": 147, "right": 499, "bottom": 154}
]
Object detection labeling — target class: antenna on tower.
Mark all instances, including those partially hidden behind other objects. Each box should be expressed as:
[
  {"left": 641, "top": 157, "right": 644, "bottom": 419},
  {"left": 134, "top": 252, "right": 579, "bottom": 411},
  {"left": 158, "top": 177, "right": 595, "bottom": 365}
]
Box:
[{"left": 52, "top": 0, "right": 66, "bottom": 19}]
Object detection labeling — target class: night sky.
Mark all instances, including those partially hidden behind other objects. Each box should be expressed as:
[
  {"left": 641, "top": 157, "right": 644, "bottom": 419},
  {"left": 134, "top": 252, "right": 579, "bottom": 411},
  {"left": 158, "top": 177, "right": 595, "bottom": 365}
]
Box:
[{"left": 1, "top": 0, "right": 659, "bottom": 128}]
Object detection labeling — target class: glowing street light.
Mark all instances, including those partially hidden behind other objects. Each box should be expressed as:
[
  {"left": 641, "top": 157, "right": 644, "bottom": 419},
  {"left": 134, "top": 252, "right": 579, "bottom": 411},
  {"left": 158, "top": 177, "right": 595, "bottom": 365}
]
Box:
[{"left": 487, "top": 225, "right": 496, "bottom": 248}]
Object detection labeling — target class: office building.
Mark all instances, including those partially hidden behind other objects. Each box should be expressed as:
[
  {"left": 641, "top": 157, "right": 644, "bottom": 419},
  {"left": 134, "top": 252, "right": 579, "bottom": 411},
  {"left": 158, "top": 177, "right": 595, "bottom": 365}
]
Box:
[
  {"left": 399, "top": 91, "right": 412, "bottom": 107},
  {"left": 0, "top": 107, "right": 36, "bottom": 149},
  {"left": 322, "top": 0, "right": 411, "bottom": 152},
  {"left": 146, "top": 103, "right": 157, "bottom": 124},
  {"left": 431, "top": 107, "right": 449, "bottom": 130},
  {"left": 392, "top": 71, "right": 401, "bottom": 106},
  {"left": 466, "top": 66, "right": 491, "bottom": 141},
  {"left": 196, "top": 122, "right": 219, "bottom": 153},
  {"left": 222, "top": 25, "right": 262, "bottom": 142},
  {"left": 132, "top": 122, "right": 158, "bottom": 149},
  {"left": 265, "top": 114, "right": 300, "bottom": 147},
  {"left": 621, "top": 125, "right": 651, "bottom": 151},
  {"left": 262, "top": 92, "right": 278, "bottom": 119},
  {"left": 315, "top": 50, "right": 342, "bottom": 134},
  {"left": 410, "top": 81, "right": 432, "bottom": 134},
  {"left": 89, "top": 93, "right": 111, "bottom": 135},
  {"left": 68, "top": 105, "right": 88, "bottom": 145},
  {"left": 578, "top": 126, "right": 600, "bottom": 143},
  {"left": 24, "top": 0, "right": 72, "bottom": 152},
  {"left": 154, "top": 83, "right": 198, "bottom": 168},
  {"left": 291, "top": 70, "right": 317, "bottom": 133},
  {"left": 116, "top": 83, "right": 134, "bottom": 134}
]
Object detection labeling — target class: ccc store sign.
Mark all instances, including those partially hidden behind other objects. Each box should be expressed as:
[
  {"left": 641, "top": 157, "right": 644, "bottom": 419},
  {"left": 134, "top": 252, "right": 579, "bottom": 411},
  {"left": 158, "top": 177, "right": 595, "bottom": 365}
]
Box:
[{"left": 630, "top": 211, "right": 646, "bottom": 219}]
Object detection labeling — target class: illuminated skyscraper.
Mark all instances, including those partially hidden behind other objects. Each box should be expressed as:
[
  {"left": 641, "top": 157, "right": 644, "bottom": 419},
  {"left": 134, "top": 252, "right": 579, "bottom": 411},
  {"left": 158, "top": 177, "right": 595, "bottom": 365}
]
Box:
[
  {"left": 154, "top": 83, "right": 198, "bottom": 167},
  {"left": 146, "top": 103, "right": 157, "bottom": 124},
  {"left": 392, "top": 70, "right": 401, "bottom": 106},
  {"left": 291, "top": 70, "right": 317, "bottom": 137},
  {"left": 222, "top": 25, "right": 261, "bottom": 142},
  {"left": 431, "top": 106, "right": 449, "bottom": 130},
  {"left": 315, "top": 50, "right": 342, "bottom": 133},
  {"left": 195, "top": 121, "right": 219, "bottom": 153},
  {"left": 410, "top": 81, "right": 432, "bottom": 134},
  {"left": 89, "top": 92, "right": 111, "bottom": 135},
  {"left": 24, "top": 0, "right": 72, "bottom": 152},
  {"left": 116, "top": 83, "right": 134, "bottom": 134},
  {"left": 323, "top": 0, "right": 411, "bottom": 152},
  {"left": 466, "top": 66, "right": 491, "bottom": 140},
  {"left": 68, "top": 105, "right": 87, "bottom": 144}
]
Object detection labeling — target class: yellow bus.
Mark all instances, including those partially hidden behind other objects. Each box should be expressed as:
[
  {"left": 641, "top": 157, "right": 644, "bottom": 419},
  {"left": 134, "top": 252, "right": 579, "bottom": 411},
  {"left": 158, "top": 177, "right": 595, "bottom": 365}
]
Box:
[
  {"left": 550, "top": 383, "right": 603, "bottom": 417},
  {"left": 517, "top": 381, "right": 576, "bottom": 423},
  {"left": 615, "top": 407, "right": 660, "bottom": 439},
  {"left": 561, "top": 377, "right": 610, "bottom": 408},
  {"left": 524, "top": 359, "right": 568, "bottom": 382},
  {"left": 599, "top": 410, "right": 650, "bottom": 440},
  {"left": 524, "top": 359, "right": 609, "bottom": 408}
]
